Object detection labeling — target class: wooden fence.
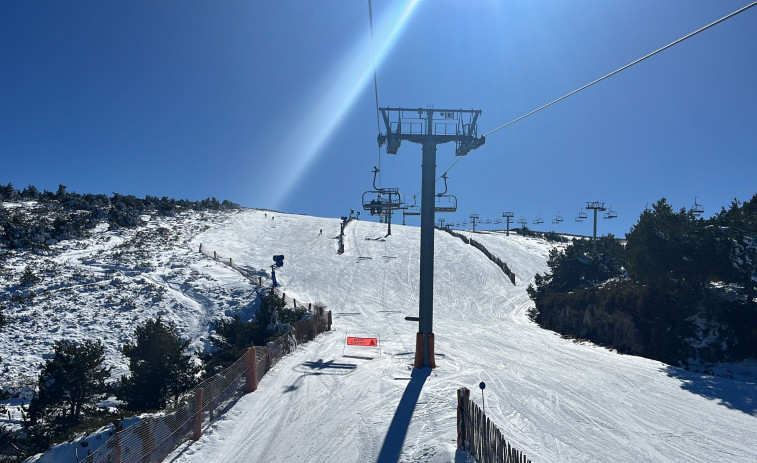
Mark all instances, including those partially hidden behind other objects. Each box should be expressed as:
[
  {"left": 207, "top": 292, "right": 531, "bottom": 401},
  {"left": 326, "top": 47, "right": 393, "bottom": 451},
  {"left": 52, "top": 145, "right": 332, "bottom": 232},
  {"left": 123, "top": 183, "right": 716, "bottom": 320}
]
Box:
[{"left": 457, "top": 387, "right": 531, "bottom": 463}]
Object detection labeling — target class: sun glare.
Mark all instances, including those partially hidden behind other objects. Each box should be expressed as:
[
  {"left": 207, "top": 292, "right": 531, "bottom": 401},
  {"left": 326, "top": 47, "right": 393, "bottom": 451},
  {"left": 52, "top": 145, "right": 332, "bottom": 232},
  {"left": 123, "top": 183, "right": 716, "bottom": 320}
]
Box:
[{"left": 269, "top": 0, "right": 422, "bottom": 210}]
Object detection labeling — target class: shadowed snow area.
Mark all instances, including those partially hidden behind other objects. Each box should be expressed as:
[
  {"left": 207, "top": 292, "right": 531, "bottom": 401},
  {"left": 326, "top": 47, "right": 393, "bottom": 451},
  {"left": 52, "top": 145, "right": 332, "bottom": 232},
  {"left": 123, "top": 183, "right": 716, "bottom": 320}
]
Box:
[{"left": 165, "top": 211, "right": 756, "bottom": 463}]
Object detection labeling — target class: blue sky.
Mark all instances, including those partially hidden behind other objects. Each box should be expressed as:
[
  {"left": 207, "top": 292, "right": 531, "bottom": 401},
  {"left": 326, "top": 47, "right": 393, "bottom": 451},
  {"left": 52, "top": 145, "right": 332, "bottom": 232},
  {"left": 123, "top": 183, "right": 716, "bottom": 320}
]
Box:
[{"left": 1, "top": 0, "right": 755, "bottom": 237}]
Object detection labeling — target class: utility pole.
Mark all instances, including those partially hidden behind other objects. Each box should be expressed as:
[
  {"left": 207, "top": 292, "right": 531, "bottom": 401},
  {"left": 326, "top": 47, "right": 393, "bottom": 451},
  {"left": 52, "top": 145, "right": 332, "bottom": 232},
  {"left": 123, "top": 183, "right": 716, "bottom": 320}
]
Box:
[
  {"left": 378, "top": 107, "right": 485, "bottom": 369},
  {"left": 502, "top": 211, "right": 514, "bottom": 236},
  {"left": 585, "top": 201, "right": 606, "bottom": 247}
]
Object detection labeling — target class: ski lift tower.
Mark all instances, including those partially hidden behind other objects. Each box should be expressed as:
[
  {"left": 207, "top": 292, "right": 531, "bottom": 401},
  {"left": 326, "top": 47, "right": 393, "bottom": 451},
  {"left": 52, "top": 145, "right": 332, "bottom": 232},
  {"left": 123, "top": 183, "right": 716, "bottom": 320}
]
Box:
[
  {"left": 502, "top": 212, "right": 514, "bottom": 236},
  {"left": 378, "top": 107, "right": 485, "bottom": 369},
  {"left": 469, "top": 213, "right": 481, "bottom": 232},
  {"left": 585, "top": 201, "right": 607, "bottom": 247}
]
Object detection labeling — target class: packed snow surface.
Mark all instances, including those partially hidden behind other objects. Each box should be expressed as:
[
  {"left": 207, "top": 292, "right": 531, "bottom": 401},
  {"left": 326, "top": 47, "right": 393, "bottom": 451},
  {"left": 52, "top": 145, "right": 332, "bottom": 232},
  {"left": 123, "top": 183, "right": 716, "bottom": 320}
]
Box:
[{"left": 161, "top": 211, "right": 756, "bottom": 463}]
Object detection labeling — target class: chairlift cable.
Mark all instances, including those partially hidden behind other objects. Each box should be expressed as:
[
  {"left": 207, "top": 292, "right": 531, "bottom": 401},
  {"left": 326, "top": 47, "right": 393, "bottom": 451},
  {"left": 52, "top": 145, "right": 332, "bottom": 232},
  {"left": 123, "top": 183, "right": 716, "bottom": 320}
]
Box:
[
  {"left": 423, "top": 0, "right": 757, "bottom": 191},
  {"left": 481, "top": 1, "right": 757, "bottom": 138},
  {"left": 368, "top": 0, "right": 383, "bottom": 187}
]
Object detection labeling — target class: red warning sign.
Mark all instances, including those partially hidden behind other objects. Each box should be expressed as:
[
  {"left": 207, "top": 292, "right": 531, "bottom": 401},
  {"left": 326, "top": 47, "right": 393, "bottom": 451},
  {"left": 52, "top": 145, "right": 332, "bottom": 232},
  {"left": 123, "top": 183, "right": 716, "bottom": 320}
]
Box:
[{"left": 347, "top": 336, "right": 378, "bottom": 347}]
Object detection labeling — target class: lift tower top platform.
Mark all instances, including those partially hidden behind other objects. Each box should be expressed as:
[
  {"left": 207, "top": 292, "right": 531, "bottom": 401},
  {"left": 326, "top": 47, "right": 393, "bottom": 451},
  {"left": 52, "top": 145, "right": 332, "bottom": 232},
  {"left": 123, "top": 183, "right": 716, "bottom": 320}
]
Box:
[
  {"left": 377, "top": 108, "right": 485, "bottom": 156},
  {"left": 377, "top": 107, "right": 485, "bottom": 369}
]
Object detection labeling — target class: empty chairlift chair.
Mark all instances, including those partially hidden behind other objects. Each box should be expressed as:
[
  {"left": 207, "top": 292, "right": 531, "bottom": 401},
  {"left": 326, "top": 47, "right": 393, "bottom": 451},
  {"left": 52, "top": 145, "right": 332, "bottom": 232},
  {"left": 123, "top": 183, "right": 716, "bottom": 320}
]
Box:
[
  {"left": 690, "top": 197, "right": 704, "bottom": 217},
  {"left": 434, "top": 173, "right": 458, "bottom": 213}
]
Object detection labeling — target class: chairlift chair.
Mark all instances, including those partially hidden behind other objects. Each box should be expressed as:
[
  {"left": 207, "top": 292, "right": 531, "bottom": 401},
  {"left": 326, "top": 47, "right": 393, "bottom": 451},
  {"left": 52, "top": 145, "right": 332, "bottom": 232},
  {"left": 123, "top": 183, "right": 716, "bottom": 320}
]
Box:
[
  {"left": 434, "top": 173, "right": 458, "bottom": 213},
  {"left": 362, "top": 191, "right": 401, "bottom": 216},
  {"left": 533, "top": 215, "right": 544, "bottom": 225},
  {"left": 434, "top": 194, "right": 458, "bottom": 213},
  {"left": 361, "top": 166, "right": 402, "bottom": 216},
  {"left": 403, "top": 194, "right": 421, "bottom": 216},
  {"left": 604, "top": 206, "right": 618, "bottom": 220},
  {"left": 552, "top": 212, "right": 564, "bottom": 224},
  {"left": 691, "top": 197, "right": 704, "bottom": 217}
]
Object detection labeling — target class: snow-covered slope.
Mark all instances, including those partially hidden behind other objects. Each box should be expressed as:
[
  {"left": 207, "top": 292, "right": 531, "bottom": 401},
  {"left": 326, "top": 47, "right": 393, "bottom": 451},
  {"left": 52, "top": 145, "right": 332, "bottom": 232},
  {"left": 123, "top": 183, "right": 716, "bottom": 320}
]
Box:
[
  {"left": 0, "top": 208, "right": 256, "bottom": 395},
  {"left": 161, "top": 211, "right": 756, "bottom": 463}
]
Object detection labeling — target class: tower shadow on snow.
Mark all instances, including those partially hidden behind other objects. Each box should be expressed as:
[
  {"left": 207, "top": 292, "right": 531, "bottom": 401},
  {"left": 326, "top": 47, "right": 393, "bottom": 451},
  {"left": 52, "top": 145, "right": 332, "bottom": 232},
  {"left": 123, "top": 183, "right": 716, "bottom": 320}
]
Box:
[{"left": 376, "top": 368, "right": 431, "bottom": 463}]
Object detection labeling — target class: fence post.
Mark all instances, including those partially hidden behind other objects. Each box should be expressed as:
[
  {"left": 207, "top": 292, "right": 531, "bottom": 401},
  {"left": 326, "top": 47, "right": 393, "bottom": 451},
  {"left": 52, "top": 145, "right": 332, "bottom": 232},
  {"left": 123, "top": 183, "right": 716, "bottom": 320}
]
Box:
[
  {"left": 327, "top": 310, "right": 332, "bottom": 331},
  {"left": 229, "top": 257, "right": 233, "bottom": 266},
  {"left": 457, "top": 387, "right": 470, "bottom": 449},
  {"left": 213, "top": 251, "right": 217, "bottom": 260},
  {"left": 199, "top": 243, "right": 203, "bottom": 253},
  {"left": 113, "top": 420, "right": 122, "bottom": 463},
  {"left": 245, "top": 347, "right": 258, "bottom": 393},
  {"left": 193, "top": 388, "right": 203, "bottom": 440},
  {"left": 259, "top": 276, "right": 262, "bottom": 286}
]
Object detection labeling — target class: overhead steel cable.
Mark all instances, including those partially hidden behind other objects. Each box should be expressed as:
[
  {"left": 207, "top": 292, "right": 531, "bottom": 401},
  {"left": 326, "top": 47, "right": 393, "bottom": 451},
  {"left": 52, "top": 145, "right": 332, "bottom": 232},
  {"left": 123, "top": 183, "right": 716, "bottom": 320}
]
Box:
[
  {"left": 482, "top": 1, "right": 757, "bottom": 138},
  {"left": 411, "top": 2, "right": 757, "bottom": 201},
  {"left": 368, "top": 0, "right": 383, "bottom": 186}
]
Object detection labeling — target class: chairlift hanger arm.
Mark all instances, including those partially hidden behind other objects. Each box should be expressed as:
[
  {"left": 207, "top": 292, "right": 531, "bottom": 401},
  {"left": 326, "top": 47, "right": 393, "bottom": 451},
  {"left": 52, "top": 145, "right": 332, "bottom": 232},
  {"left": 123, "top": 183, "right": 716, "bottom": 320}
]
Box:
[
  {"left": 437, "top": 173, "right": 449, "bottom": 196},
  {"left": 371, "top": 166, "right": 380, "bottom": 190}
]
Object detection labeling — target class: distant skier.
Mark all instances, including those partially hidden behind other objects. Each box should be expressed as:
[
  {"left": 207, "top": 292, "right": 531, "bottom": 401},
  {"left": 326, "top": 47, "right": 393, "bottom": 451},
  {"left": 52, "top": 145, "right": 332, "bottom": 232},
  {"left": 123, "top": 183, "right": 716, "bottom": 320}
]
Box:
[{"left": 319, "top": 229, "right": 323, "bottom": 235}]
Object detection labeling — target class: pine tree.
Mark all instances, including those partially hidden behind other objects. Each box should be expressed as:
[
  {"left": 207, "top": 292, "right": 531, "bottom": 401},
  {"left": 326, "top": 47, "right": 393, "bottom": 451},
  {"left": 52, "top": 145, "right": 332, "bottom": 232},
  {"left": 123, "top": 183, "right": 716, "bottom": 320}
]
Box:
[
  {"left": 26, "top": 340, "right": 110, "bottom": 435},
  {"left": 202, "top": 314, "right": 257, "bottom": 376},
  {"left": 118, "top": 317, "right": 200, "bottom": 411}
]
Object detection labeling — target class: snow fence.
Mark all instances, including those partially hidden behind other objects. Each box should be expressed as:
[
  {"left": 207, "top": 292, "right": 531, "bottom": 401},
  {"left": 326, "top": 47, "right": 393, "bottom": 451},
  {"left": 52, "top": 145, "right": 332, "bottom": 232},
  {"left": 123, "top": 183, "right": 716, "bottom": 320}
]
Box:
[
  {"left": 441, "top": 229, "right": 517, "bottom": 285},
  {"left": 82, "top": 315, "right": 332, "bottom": 463},
  {"left": 457, "top": 387, "right": 531, "bottom": 463}
]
